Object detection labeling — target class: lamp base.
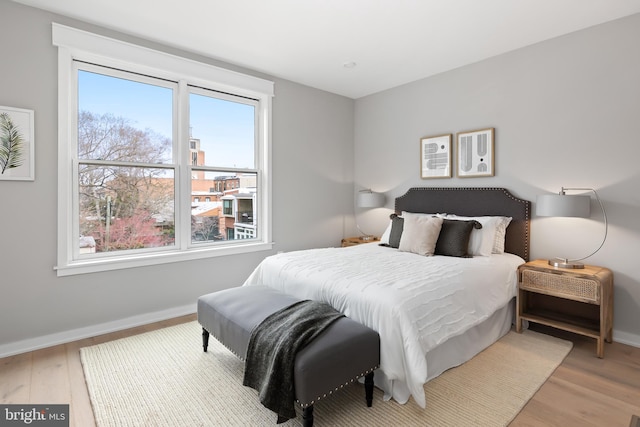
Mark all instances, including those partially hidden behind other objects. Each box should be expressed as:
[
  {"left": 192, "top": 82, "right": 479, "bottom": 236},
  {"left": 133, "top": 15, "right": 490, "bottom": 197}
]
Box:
[{"left": 547, "top": 258, "right": 585, "bottom": 269}]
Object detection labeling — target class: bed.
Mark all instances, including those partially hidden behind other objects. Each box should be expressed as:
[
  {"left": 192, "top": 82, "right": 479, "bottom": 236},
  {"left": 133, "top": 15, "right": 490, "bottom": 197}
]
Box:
[{"left": 243, "top": 187, "right": 531, "bottom": 408}]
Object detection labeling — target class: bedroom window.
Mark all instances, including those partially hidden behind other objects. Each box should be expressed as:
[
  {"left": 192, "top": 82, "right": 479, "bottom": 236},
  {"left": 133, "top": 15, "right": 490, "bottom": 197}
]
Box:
[{"left": 53, "top": 24, "right": 274, "bottom": 276}]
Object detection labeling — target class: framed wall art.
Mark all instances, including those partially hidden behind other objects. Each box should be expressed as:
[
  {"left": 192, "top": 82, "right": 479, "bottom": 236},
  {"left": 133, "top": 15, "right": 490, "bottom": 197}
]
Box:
[
  {"left": 0, "top": 105, "right": 34, "bottom": 181},
  {"left": 456, "top": 128, "right": 494, "bottom": 178},
  {"left": 420, "top": 133, "right": 452, "bottom": 179}
]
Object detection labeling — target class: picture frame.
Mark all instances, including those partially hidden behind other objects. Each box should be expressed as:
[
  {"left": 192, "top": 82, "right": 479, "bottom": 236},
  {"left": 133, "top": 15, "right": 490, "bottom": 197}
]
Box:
[
  {"left": 0, "top": 105, "right": 35, "bottom": 181},
  {"left": 456, "top": 128, "right": 494, "bottom": 178},
  {"left": 420, "top": 133, "right": 452, "bottom": 179}
]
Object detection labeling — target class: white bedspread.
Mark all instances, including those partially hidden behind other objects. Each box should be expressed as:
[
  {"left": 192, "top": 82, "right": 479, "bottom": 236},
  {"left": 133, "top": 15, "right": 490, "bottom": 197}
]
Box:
[{"left": 242, "top": 243, "right": 524, "bottom": 407}]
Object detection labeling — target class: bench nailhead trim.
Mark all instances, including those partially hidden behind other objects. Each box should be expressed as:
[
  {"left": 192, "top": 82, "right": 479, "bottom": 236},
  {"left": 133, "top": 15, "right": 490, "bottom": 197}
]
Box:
[
  {"left": 203, "top": 327, "right": 247, "bottom": 361},
  {"left": 296, "top": 365, "right": 380, "bottom": 408}
]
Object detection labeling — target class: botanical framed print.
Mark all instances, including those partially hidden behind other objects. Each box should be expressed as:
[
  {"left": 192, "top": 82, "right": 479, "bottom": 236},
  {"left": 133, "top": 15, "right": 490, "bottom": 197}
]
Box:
[
  {"left": 420, "top": 133, "right": 452, "bottom": 179},
  {"left": 0, "top": 105, "right": 34, "bottom": 181},
  {"left": 456, "top": 128, "right": 494, "bottom": 177}
]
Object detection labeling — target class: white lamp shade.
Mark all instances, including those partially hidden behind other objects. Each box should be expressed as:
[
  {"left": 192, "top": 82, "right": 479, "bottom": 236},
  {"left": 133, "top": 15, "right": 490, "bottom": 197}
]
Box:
[
  {"left": 357, "top": 190, "right": 385, "bottom": 208},
  {"left": 536, "top": 194, "right": 591, "bottom": 218}
]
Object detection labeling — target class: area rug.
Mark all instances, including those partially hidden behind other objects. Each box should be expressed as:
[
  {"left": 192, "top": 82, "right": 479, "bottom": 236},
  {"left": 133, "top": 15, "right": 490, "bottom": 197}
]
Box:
[{"left": 80, "top": 321, "right": 572, "bottom": 426}]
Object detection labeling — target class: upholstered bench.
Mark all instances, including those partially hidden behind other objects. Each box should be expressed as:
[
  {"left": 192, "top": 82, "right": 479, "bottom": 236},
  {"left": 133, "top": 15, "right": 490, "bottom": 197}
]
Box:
[{"left": 197, "top": 286, "right": 380, "bottom": 427}]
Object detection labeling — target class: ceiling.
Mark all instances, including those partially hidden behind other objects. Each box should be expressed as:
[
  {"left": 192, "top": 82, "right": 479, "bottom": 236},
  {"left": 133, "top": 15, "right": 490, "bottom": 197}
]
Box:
[{"left": 13, "top": 0, "right": 640, "bottom": 99}]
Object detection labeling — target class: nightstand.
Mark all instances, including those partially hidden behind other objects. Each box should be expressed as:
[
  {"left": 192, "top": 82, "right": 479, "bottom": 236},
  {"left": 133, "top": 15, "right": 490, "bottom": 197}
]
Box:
[
  {"left": 516, "top": 259, "right": 613, "bottom": 358},
  {"left": 341, "top": 236, "right": 380, "bottom": 247}
]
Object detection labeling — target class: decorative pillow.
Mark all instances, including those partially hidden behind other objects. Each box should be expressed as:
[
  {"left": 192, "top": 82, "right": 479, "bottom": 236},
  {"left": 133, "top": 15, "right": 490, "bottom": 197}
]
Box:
[
  {"left": 492, "top": 217, "right": 512, "bottom": 254},
  {"left": 387, "top": 215, "right": 404, "bottom": 248},
  {"left": 379, "top": 214, "right": 404, "bottom": 248},
  {"left": 446, "top": 215, "right": 503, "bottom": 256},
  {"left": 398, "top": 215, "right": 443, "bottom": 256},
  {"left": 435, "top": 219, "right": 482, "bottom": 257}
]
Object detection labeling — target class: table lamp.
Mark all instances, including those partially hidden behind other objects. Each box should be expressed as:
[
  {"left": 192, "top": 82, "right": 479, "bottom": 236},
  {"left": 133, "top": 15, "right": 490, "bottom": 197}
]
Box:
[
  {"left": 536, "top": 187, "right": 608, "bottom": 269},
  {"left": 356, "top": 189, "right": 385, "bottom": 240}
]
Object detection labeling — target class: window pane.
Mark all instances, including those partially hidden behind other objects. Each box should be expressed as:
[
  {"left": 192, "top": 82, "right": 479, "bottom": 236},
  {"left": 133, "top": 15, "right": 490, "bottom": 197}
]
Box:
[
  {"left": 191, "top": 171, "right": 257, "bottom": 243},
  {"left": 78, "top": 70, "right": 173, "bottom": 163},
  {"left": 78, "top": 165, "right": 175, "bottom": 253},
  {"left": 189, "top": 92, "right": 255, "bottom": 169}
]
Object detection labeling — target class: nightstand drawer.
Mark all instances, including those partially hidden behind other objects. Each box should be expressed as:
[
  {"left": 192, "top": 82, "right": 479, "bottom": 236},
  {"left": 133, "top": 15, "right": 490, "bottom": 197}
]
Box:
[{"left": 521, "top": 269, "right": 600, "bottom": 304}]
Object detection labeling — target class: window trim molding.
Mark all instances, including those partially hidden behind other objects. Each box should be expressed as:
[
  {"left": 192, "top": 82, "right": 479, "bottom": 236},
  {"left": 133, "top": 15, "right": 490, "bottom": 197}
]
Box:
[{"left": 52, "top": 23, "right": 274, "bottom": 276}]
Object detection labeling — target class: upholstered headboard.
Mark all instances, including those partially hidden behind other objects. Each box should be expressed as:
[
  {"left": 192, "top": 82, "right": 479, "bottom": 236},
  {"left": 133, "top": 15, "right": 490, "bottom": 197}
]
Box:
[{"left": 395, "top": 187, "right": 531, "bottom": 261}]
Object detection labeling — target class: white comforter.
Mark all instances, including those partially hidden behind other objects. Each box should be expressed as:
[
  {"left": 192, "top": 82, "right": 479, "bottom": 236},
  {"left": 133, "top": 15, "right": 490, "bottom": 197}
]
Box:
[{"left": 243, "top": 243, "right": 524, "bottom": 407}]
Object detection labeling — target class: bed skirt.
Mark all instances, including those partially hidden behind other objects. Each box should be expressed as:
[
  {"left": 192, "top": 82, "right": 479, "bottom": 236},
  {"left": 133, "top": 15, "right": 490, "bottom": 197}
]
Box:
[{"left": 374, "top": 298, "right": 515, "bottom": 405}]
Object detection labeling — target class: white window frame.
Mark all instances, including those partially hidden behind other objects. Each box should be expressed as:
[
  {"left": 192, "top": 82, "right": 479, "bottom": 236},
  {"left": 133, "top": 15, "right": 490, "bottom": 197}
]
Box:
[{"left": 52, "top": 24, "right": 274, "bottom": 276}]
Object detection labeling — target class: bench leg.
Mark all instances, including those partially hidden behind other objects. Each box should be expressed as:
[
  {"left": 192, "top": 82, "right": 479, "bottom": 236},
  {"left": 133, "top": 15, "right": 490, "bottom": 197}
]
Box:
[
  {"left": 365, "top": 372, "right": 374, "bottom": 407},
  {"left": 302, "top": 405, "right": 314, "bottom": 427},
  {"left": 202, "top": 328, "right": 210, "bottom": 352}
]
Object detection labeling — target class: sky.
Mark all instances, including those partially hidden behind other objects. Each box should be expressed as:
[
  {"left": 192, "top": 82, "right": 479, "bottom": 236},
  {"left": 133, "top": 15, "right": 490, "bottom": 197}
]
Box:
[{"left": 77, "top": 69, "right": 255, "bottom": 169}]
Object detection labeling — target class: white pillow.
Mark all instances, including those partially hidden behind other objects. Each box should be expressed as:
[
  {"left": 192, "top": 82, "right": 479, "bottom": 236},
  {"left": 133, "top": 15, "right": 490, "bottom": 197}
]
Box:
[
  {"left": 446, "top": 215, "right": 504, "bottom": 256},
  {"left": 492, "top": 217, "right": 512, "bottom": 254},
  {"left": 379, "top": 220, "right": 393, "bottom": 245},
  {"left": 398, "top": 215, "right": 443, "bottom": 256}
]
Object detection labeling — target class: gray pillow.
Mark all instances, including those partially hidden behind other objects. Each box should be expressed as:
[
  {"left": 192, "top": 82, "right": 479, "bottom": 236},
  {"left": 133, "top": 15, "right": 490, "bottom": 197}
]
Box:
[
  {"left": 379, "top": 214, "right": 404, "bottom": 248},
  {"left": 388, "top": 214, "right": 404, "bottom": 248},
  {"left": 435, "top": 219, "right": 482, "bottom": 257}
]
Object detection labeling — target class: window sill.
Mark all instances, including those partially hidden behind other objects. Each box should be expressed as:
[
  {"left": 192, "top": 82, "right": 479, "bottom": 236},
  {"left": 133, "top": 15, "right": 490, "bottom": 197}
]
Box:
[{"left": 55, "top": 241, "right": 274, "bottom": 277}]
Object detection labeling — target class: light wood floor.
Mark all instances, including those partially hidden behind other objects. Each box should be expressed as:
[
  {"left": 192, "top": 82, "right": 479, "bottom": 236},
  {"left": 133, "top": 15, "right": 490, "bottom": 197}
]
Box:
[{"left": 1, "top": 315, "right": 639, "bottom": 427}]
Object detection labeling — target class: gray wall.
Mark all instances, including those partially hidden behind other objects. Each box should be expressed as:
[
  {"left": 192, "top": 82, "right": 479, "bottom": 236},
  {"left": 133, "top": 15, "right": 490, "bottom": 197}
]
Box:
[
  {"left": 354, "top": 13, "right": 640, "bottom": 345},
  {"left": 0, "top": 1, "right": 354, "bottom": 355}
]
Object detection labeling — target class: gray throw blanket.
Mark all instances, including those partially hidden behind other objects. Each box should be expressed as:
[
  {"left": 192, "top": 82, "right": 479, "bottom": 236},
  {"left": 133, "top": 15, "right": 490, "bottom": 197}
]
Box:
[{"left": 242, "top": 300, "right": 345, "bottom": 423}]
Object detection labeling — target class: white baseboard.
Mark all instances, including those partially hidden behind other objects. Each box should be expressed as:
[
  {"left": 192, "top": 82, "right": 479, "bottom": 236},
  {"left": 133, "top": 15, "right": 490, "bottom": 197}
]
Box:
[
  {"left": 613, "top": 330, "right": 640, "bottom": 349},
  {"left": 0, "top": 303, "right": 197, "bottom": 358}
]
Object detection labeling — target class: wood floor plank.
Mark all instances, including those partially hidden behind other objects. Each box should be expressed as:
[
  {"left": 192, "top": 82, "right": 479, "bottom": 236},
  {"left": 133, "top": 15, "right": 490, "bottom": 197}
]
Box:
[
  {"left": 66, "top": 340, "right": 96, "bottom": 427},
  {"left": 555, "top": 362, "right": 640, "bottom": 408},
  {"left": 548, "top": 376, "right": 637, "bottom": 425},
  {"left": 0, "top": 352, "right": 31, "bottom": 403},
  {"left": 29, "top": 345, "right": 71, "bottom": 405}
]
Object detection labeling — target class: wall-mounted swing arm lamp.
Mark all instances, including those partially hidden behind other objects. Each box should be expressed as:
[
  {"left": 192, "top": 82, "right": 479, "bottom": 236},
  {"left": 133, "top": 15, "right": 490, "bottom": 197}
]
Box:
[
  {"left": 356, "top": 189, "right": 385, "bottom": 240},
  {"left": 536, "top": 187, "right": 608, "bottom": 269}
]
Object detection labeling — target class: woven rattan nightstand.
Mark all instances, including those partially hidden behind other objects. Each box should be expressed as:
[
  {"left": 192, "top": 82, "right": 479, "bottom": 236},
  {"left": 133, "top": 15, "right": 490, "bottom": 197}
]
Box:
[{"left": 516, "top": 259, "right": 614, "bottom": 358}]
